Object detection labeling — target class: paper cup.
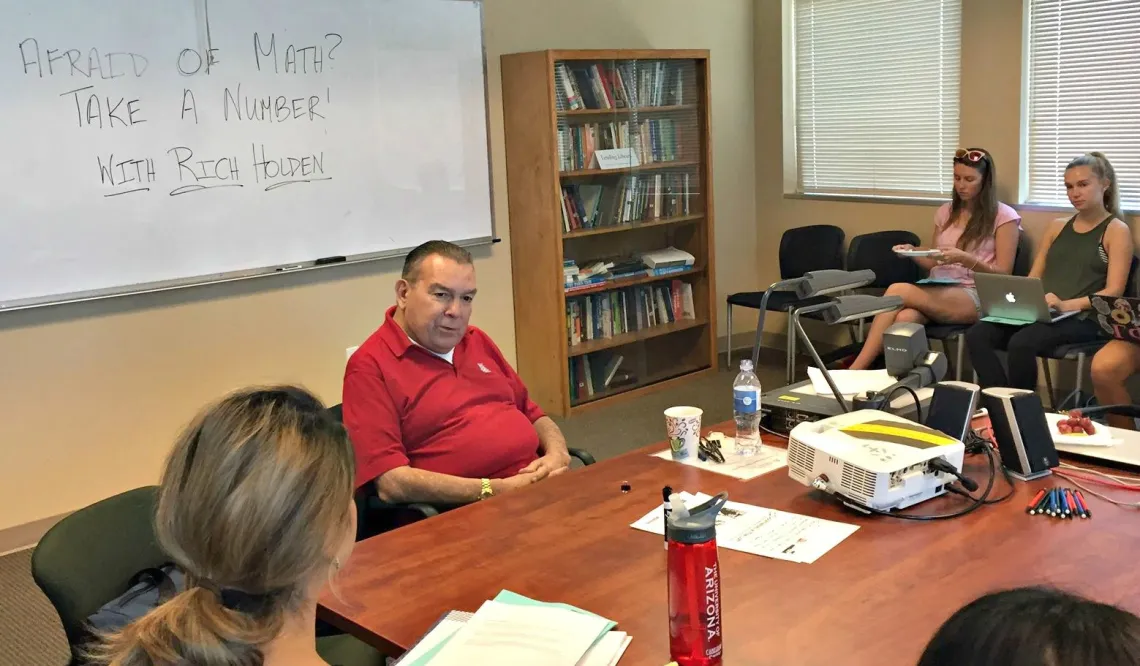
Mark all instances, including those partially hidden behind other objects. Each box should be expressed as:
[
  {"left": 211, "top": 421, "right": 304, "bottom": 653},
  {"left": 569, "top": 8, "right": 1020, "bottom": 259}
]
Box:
[{"left": 665, "top": 406, "right": 703, "bottom": 461}]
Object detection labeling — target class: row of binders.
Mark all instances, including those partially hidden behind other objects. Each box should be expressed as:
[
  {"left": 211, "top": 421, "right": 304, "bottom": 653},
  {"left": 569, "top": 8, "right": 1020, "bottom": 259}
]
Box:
[
  {"left": 393, "top": 590, "right": 629, "bottom": 666},
  {"left": 557, "top": 119, "right": 684, "bottom": 172},
  {"left": 560, "top": 173, "right": 694, "bottom": 232},
  {"left": 555, "top": 60, "right": 687, "bottom": 111}
]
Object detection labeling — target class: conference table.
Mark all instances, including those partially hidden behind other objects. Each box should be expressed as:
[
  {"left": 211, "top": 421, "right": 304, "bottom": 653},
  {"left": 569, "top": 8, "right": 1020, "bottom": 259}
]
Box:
[{"left": 319, "top": 422, "right": 1140, "bottom": 665}]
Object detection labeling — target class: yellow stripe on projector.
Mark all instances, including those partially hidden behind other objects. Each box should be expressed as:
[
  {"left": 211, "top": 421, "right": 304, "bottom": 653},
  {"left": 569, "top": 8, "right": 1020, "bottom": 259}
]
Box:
[
  {"left": 778, "top": 395, "right": 800, "bottom": 402},
  {"left": 841, "top": 423, "right": 957, "bottom": 447}
]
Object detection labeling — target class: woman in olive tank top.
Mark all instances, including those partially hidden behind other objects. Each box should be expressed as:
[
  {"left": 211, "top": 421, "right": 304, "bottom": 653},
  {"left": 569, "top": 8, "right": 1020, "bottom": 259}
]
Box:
[{"left": 966, "top": 153, "right": 1134, "bottom": 391}]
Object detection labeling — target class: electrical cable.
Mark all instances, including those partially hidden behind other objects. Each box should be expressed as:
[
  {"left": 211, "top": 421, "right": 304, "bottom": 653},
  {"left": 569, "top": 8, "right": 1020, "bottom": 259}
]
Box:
[
  {"left": 758, "top": 422, "right": 789, "bottom": 440},
  {"left": 1054, "top": 471, "right": 1140, "bottom": 509},
  {"left": 834, "top": 430, "right": 1012, "bottom": 520},
  {"left": 884, "top": 383, "right": 923, "bottom": 423},
  {"left": 1058, "top": 462, "right": 1140, "bottom": 487}
]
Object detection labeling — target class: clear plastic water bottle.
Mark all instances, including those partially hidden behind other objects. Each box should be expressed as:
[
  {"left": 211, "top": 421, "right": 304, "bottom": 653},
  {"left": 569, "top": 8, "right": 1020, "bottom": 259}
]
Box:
[{"left": 733, "top": 360, "right": 762, "bottom": 456}]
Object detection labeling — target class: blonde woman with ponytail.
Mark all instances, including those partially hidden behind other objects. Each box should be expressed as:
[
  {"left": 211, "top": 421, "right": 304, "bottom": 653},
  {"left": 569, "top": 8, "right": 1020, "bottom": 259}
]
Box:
[
  {"left": 89, "top": 386, "right": 358, "bottom": 666},
  {"left": 967, "top": 152, "right": 1133, "bottom": 390}
]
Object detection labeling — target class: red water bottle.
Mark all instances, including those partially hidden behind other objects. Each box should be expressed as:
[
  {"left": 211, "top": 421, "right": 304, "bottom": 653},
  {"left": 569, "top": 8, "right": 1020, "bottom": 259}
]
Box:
[{"left": 666, "top": 492, "right": 727, "bottom": 666}]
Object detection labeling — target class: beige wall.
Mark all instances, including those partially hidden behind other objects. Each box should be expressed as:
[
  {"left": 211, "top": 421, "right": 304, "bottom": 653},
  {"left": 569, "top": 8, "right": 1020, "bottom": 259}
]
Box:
[
  {"left": 754, "top": 0, "right": 1136, "bottom": 346},
  {"left": 0, "top": 0, "right": 758, "bottom": 535}
]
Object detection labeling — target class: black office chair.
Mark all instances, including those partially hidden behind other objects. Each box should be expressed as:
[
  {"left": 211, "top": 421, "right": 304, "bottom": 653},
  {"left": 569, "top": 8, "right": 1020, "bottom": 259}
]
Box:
[
  {"left": 846, "top": 230, "right": 923, "bottom": 292},
  {"left": 329, "top": 404, "right": 597, "bottom": 541},
  {"left": 803, "top": 230, "right": 922, "bottom": 368},
  {"left": 1040, "top": 255, "right": 1140, "bottom": 411},
  {"left": 926, "top": 232, "right": 1033, "bottom": 381},
  {"left": 725, "top": 224, "right": 845, "bottom": 376}
]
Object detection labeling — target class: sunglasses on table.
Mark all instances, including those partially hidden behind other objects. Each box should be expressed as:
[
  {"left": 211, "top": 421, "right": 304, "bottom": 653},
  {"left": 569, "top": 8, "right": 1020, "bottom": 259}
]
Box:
[
  {"left": 954, "top": 149, "right": 988, "bottom": 164},
  {"left": 698, "top": 436, "right": 725, "bottom": 464}
]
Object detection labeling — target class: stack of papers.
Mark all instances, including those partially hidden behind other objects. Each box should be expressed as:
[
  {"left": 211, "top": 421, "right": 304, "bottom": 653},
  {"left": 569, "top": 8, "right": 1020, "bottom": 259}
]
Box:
[
  {"left": 395, "top": 590, "right": 631, "bottom": 666},
  {"left": 631, "top": 491, "right": 859, "bottom": 564},
  {"left": 651, "top": 437, "right": 787, "bottom": 480}
]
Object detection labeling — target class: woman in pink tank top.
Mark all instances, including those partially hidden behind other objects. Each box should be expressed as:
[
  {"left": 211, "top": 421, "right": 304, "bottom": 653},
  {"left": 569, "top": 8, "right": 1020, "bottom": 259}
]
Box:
[{"left": 848, "top": 148, "right": 1022, "bottom": 370}]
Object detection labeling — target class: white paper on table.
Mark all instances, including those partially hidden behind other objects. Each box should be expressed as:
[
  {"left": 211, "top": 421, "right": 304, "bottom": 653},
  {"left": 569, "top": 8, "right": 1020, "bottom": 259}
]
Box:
[
  {"left": 576, "top": 632, "right": 631, "bottom": 666},
  {"left": 630, "top": 492, "right": 859, "bottom": 564},
  {"left": 428, "top": 600, "right": 613, "bottom": 666},
  {"left": 718, "top": 505, "right": 860, "bottom": 564},
  {"left": 651, "top": 437, "right": 787, "bottom": 480},
  {"left": 806, "top": 367, "right": 895, "bottom": 396},
  {"left": 395, "top": 613, "right": 471, "bottom": 666},
  {"left": 1044, "top": 413, "right": 1117, "bottom": 447}
]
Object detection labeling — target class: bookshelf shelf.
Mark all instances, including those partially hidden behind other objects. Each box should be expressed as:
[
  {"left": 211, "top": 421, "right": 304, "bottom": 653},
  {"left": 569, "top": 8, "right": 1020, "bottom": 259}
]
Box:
[
  {"left": 565, "top": 266, "right": 704, "bottom": 297},
  {"left": 563, "top": 214, "right": 703, "bottom": 239},
  {"left": 560, "top": 160, "right": 700, "bottom": 179},
  {"left": 571, "top": 362, "right": 711, "bottom": 408},
  {"left": 569, "top": 318, "right": 707, "bottom": 358},
  {"left": 558, "top": 104, "right": 698, "bottom": 117},
  {"left": 501, "top": 49, "right": 716, "bottom": 417}
]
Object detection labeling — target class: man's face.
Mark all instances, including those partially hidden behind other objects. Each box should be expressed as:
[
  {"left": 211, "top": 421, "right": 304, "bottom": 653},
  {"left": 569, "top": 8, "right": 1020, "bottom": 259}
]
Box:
[{"left": 396, "top": 255, "right": 476, "bottom": 353}]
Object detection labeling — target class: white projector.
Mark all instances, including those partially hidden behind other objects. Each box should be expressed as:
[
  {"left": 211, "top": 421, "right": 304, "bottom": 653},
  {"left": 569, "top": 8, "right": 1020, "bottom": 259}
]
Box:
[{"left": 787, "top": 410, "right": 965, "bottom": 512}]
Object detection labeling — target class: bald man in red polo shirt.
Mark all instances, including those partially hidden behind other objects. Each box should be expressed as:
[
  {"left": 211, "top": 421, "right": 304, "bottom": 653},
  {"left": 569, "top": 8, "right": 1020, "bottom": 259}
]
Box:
[{"left": 343, "top": 240, "right": 571, "bottom": 506}]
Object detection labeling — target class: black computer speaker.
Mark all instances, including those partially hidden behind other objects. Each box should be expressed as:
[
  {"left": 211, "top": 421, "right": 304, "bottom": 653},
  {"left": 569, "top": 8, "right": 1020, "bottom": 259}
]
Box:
[{"left": 981, "top": 387, "right": 1059, "bottom": 480}]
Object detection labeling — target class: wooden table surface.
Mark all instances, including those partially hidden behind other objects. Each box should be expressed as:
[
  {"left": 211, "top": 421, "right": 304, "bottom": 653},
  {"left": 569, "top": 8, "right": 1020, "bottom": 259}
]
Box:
[{"left": 320, "top": 422, "right": 1140, "bottom": 666}]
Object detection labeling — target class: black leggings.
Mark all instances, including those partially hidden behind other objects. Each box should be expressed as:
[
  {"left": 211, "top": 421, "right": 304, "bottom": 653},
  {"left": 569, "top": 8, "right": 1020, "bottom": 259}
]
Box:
[{"left": 965, "top": 316, "right": 1103, "bottom": 390}]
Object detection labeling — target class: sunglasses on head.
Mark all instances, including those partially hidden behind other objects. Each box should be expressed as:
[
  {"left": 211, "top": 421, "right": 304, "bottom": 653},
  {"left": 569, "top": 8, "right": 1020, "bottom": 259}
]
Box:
[{"left": 954, "top": 149, "right": 988, "bottom": 164}]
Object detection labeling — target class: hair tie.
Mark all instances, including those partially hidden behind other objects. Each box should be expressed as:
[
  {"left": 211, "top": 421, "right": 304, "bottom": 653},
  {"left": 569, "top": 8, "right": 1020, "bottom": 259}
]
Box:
[
  {"left": 197, "top": 579, "right": 275, "bottom": 615},
  {"left": 218, "top": 588, "right": 274, "bottom": 615}
]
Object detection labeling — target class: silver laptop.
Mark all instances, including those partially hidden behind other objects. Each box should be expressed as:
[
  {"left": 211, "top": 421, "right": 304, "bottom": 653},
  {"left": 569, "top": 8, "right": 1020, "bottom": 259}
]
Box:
[{"left": 975, "top": 274, "right": 1079, "bottom": 325}]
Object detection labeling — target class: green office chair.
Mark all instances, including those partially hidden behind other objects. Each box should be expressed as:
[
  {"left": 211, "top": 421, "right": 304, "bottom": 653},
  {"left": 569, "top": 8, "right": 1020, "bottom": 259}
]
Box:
[
  {"left": 31, "top": 486, "right": 167, "bottom": 665},
  {"left": 32, "top": 485, "right": 384, "bottom": 666}
]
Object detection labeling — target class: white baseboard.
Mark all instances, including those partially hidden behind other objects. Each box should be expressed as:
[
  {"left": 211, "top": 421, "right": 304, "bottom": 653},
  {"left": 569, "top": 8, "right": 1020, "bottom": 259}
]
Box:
[{"left": 0, "top": 512, "right": 70, "bottom": 556}]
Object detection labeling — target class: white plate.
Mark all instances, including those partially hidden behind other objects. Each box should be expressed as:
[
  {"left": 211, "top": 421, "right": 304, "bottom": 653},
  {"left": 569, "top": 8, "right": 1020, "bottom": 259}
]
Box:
[
  {"left": 895, "top": 249, "right": 942, "bottom": 257},
  {"left": 1044, "top": 412, "right": 1116, "bottom": 447}
]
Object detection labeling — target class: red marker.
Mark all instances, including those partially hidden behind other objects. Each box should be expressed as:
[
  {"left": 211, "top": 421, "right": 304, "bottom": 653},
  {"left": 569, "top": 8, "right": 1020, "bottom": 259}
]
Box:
[
  {"left": 1026, "top": 488, "right": 1046, "bottom": 514},
  {"left": 1075, "top": 490, "right": 1092, "bottom": 519}
]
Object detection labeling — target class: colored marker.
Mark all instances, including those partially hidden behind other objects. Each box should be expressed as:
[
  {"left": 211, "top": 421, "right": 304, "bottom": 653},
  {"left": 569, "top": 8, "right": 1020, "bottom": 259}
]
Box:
[
  {"left": 1075, "top": 490, "right": 1092, "bottom": 519},
  {"left": 1027, "top": 489, "right": 1046, "bottom": 514}
]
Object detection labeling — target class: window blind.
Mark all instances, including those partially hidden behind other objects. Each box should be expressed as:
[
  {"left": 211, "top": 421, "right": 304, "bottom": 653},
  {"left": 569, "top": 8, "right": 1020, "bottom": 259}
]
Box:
[
  {"left": 1026, "top": 0, "right": 1140, "bottom": 210},
  {"left": 793, "top": 0, "right": 961, "bottom": 197}
]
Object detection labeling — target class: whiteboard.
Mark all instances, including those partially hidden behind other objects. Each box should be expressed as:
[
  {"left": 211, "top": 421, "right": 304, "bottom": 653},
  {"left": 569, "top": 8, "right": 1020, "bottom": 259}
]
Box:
[{"left": 0, "top": 0, "right": 493, "bottom": 310}]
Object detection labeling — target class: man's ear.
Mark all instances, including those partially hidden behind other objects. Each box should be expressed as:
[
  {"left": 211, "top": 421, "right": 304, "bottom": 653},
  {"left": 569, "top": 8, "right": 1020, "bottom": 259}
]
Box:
[{"left": 395, "top": 278, "right": 411, "bottom": 306}]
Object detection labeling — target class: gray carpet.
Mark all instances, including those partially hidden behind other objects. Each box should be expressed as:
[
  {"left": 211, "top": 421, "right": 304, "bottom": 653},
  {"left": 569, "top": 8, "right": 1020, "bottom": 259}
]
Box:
[
  {"left": 0, "top": 349, "right": 785, "bottom": 665},
  {"left": 0, "top": 547, "right": 70, "bottom": 665}
]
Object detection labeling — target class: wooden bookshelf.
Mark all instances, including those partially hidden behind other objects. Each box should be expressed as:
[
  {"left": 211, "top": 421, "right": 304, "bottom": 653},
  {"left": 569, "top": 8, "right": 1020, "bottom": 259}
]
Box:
[
  {"left": 561, "top": 159, "right": 700, "bottom": 179},
  {"left": 501, "top": 49, "right": 717, "bottom": 416},
  {"left": 563, "top": 214, "right": 703, "bottom": 240},
  {"left": 559, "top": 103, "right": 697, "bottom": 117}
]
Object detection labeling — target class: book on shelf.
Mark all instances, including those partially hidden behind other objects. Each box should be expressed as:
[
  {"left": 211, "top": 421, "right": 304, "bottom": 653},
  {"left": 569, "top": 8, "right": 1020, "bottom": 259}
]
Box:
[
  {"left": 560, "top": 175, "right": 693, "bottom": 232},
  {"left": 554, "top": 60, "right": 687, "bottom": 111},
  {"left": 566, "top": 279, "right": 696, "bottom": 347},
  {"left": 563, "top": 249, "right": 695, "bottom": 291},
  {"left": 569, "top": 351, "right": 636, "bottom": 402},
  {"left": 558, "top": 119, "right": 682, "bottom": 172}
]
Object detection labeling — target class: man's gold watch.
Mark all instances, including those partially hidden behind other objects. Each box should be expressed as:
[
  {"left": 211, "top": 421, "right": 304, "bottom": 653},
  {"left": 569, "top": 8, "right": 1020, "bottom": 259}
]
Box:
[{"left": 479, "top": 478, "right": 494, "bottom": 501}]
